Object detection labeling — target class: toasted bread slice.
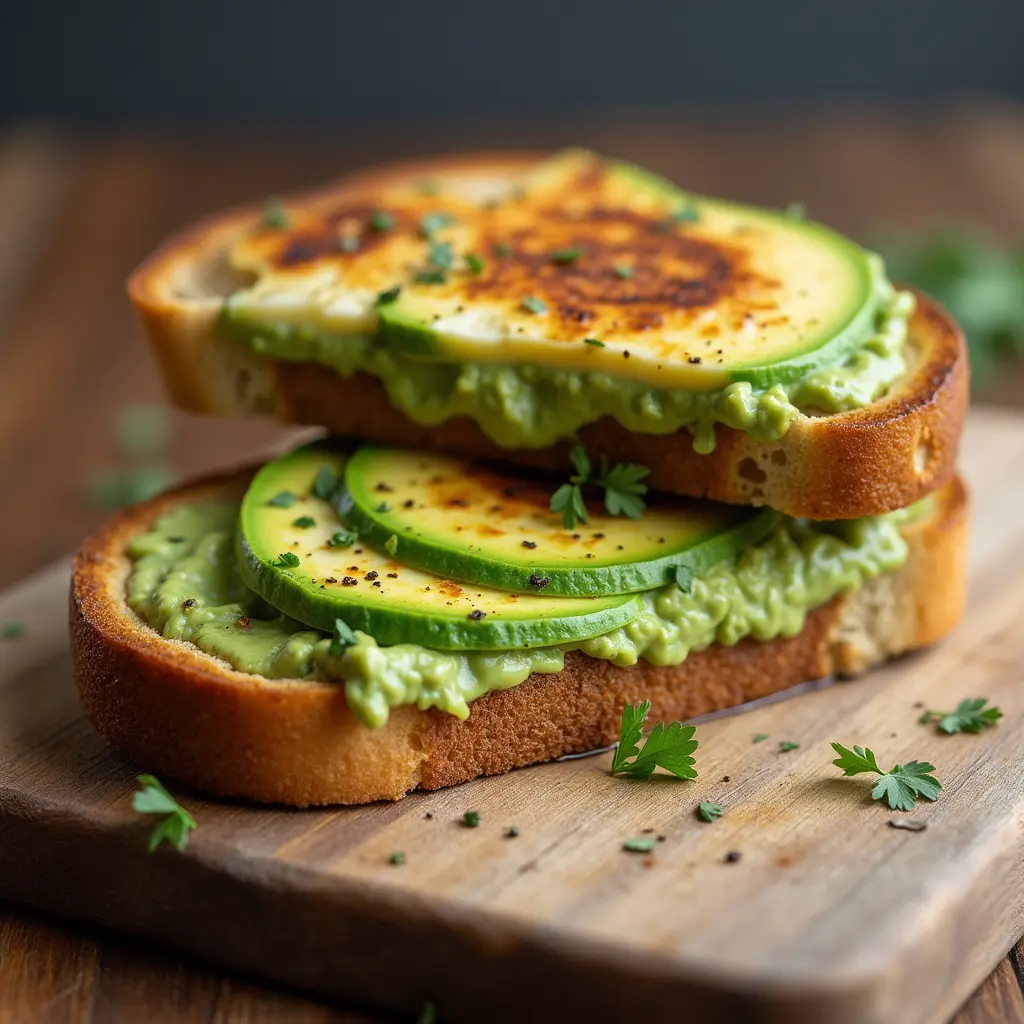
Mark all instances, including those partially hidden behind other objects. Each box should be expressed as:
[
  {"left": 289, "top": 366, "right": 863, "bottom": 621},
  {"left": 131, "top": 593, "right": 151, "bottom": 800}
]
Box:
[
  {"left": 70, "top": 468, "right": 968, "bottom": 806},
  {"left": 129, "top": 152, "right": 967, "bottom": 521}
]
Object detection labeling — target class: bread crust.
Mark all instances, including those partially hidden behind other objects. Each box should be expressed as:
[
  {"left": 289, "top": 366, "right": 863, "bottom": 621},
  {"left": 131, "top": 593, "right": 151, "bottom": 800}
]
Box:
[
  {"left": 70, "top": 468, "right": 968, "bottom": 806},
  {"left": 127, "top": 151, "right": 968, "bottom": 520}
]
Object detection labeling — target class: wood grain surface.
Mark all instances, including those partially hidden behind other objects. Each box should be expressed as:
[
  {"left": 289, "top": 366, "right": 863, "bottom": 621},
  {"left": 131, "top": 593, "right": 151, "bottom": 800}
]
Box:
[{"left": 2, "top": 103, "right": 1024, "bottom": 1021}]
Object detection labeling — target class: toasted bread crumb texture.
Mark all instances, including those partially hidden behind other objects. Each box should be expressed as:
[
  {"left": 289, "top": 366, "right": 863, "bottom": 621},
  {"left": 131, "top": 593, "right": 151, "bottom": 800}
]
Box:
[
  {"left": 128, "top": 152, "right": 967, "bottom": 520},
  {"left": 70, "top": 470, "right": 968, "bottom": 806}
]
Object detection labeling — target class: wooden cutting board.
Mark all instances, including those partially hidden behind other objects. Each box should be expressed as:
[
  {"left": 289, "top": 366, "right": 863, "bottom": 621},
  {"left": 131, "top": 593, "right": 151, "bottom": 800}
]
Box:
[{"left": 1, "top": 409, "right": 1023, "bottom": 1024}]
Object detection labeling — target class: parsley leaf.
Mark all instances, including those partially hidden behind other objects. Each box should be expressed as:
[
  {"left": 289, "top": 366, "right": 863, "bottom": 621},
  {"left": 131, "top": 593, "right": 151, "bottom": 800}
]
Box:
[
  {"left": 267, "top": 490, "right": 297, "bottom": 508},
  {"left": 549, "top": 482, "right": 588, "bottom": 529},
  {"left": 464, "top": 252, "right": 485, "bottom": 275},
  {"left": 610, "top": 700, "right": 699, "bottom": 781},
  {"left": 920, "top": 697, "right": 1003, "bottom": 734},
  {"left": 698, "top": 800, "right": 723, "bottom": 823},
  {"left": 674, "top": 565, "right": 694, "bottom": 594},
  {"left": 549, "top": 445, "right": 649, "bottom": 528},
  {"left": 133, "top": 774, "right": 197, "bottom": 852},
  {"left": 419, "top": 211, "right": 456, "bottom": 238},
  {"left": 329, "top": 617, "right": 357, "bottom": 656},
  {"left": 597, "top": 457, "right": 649, "bottom": 519},
  {"left": 385, "top": 534, "right": 399, "bottom": 556},
  {"left": 521, "top": 296, "right": 548, "bottom": 315},
  {"left": 413, "top": 269, "right": 447, "bottom": 285},
  {"left": 752, "top": 733, "right": 769, "bottom": 743},
  {"left": 831, "top": 742, "right": 942, "bottom": 811},
  {"left": 274, "top": 551, "right": 301, "bottom": 568},
  {"left": 369, "top": 210, "right": 395, "bottom": 232},
  {"left": 1, "top": 621, "right": 25, "bottom": 640},
  {"left": 259, "top": 197, "right": 290, "bottom": 230},
  {"left": 312, "top": 465, "right": 340, "bottom": 501},
  {"left": 551, "top": 247, "right": 581, "bottom": 264},
  {"left": 623, "top": 838, "right": 656, "bottom": 853},
  {"left": 328, "top": 529, "right": 358, "bottom": 548},
  {"left": 377, "top": 285, "right": 402, "bottom": 305},
  {"left": 292, "top": 515, "right": 316, "bottom": 529},
  {"left": 428, "top": 240, "right": 454, "bottom": 270},
  {"left": 779, "top": 740, "right": 800, "bottom": 752},
  {"left": 583, "top": 337, "right": 605, "bottom": 347}
]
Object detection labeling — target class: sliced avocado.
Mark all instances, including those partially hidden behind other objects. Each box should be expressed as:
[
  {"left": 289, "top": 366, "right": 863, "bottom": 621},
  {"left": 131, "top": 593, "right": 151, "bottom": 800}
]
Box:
[
  {"left": 338, "top": 446, "right": 780, "bottom": 596},
  {"left": 376, "top": 148, "right": 883, "bottom": 391},
  {"left": 237, "top": 444, "right": 642, "bottom": 650}
]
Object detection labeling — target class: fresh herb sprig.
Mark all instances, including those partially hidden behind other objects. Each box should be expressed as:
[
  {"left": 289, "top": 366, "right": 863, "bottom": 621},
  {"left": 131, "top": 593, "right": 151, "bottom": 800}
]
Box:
[
  {"left": 610, "top": 700, "right": 699, "bottom": 781},
  {"left": 831, "top": 742, "right": 942, "bottom": 811},
  {"left": 918, "top": 697, "right": 1003, "bottom": 734},
  {"left": 549, "top": 445, "right": 649, "bottom": 529},
  {"left": 132, "top": 775, "right": 197, "bottom": 852}
]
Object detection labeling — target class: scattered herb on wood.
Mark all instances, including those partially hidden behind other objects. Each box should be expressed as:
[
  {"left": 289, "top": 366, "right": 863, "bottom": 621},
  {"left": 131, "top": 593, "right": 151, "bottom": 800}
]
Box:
[
  {"left": 831, "top": 742, "right": 942, "bottom": 811},
  {"left": 133, "top": 775, "right": 197, "bottom": 852},
  {"left": 697, "top": 800, "right": 723, "bottom": 823},
  {"left": 610, "top": 700, "right": 699, "bottom": 781},
  {"left": 919, "top": 697, "right": 1003, "bottom": 734}
]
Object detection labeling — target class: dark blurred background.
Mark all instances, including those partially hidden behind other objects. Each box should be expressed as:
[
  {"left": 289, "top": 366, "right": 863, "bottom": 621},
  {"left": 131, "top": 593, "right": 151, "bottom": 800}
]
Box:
[{"left": 4, "top": 0, "right": 1024, "bottom": 123}]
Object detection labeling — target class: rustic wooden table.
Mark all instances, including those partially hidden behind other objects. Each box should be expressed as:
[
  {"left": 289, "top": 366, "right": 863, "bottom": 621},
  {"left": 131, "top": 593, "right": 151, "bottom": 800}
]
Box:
[{"left": 1, "top": 103, "right": 1023, "bottom": 1022}]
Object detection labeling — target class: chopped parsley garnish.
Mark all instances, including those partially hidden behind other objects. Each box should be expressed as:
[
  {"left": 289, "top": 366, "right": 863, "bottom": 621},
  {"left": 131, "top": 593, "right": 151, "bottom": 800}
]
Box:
[
  {"left": 674, "top": 565, "right": 694, "bottom": 594},
  {"left": 338, "top": 234, "right": 359, "bottom": 253},
  {"left": 259, "top": 197, "right": 290, "bottom": 230},
  {"left": 657, "top": 204, "right": 700, "bottom": 231},
  {"left": 375, "top": 501, "right": 391, "bottom": 513},
  {"left": 292, "top": 515, "right": 316, "bottom": 529},
  {"left": 697, "top": 800, "right": 723, "bottom": 823},
  {"left": 464, "top": 252, "right": 485, "bottom": 275},
  {"left": 389, "top": 850, "right": 406, "bottom": 866},
  {"left": 1, "top": 621, "right": 25, "bottom": 640},
  {"left": 779, "top": 740, "right": 800, "bottom": 752},
  {"left": 419, "top": 211, "right": 456, "bottom": 238},
  {"left": 377, "top": 285, "right": 402, "bottom": 305},
  {"left": 312, "top": 465, "right": 339, "bottom": 501},
  {"left": 328, "top": 529, "right": 358, "bottom": 548},
  {"left": 494, "top": 242, "right": 511, "bottom": 258},
  {"left": 622, "top": 838, "right": 656, "bottom": 853},
  {"left": 369, "top": 210, "right": 396, "bottom": 232},
  {"left": 583, "top": 337, "right": 605, "bottom": 347},
  {"left": 274, "top": 551, "right": 301, "bottom": 568},
  {"left": 462, "top": 810, "right": 481, "bottom": 828},
  {"left": 610, "top": 700, "right": 699, "bottom": 780},
  {"left": 613, "top": 264, "right": 635, "bottom": 279},
  {"left": 752, "top": 733, "right": 769, "bottom": 743},
  {"left": 549, "top": 445, "right": 648, "bottom": 528},
  {"left": 267, "top": 490, "right": 297, "bottom": 508},
  {"left": 413, "top": 269, "right": 447, "bottom": 285},
  {"left": 385, "top": 534, "right": 399, "bottom": 556},
  {"left": 831, "top": 742, "right": 942, "bottom": 811},
  {"left": 133, "top": 774, "right": 197, "bottom": 852},
  {"left": 329, "top": 617, "right": 358, "bottom": 656},
  {"left": 521, "top": 295, "right": 548, "bottom": 315},
  {"left": 428, "top": 240, "right": 454, "bottom": 270},
  {"left": 551, "top": 247, "right": 582, "bottom": 264},
  {"left": 919, "top": 697, "right": 1003, "bottom": 734}
]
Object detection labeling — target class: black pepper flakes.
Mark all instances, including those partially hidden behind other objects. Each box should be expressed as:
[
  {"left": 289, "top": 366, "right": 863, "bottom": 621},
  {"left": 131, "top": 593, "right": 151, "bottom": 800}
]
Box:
[
  {"left": 325, "top": 577, "right": 337, "bottom": 583},
  {"left": 688, "top": 355, "right": 702, "bottom": 364},
  {"left": 403, "top": 499, "right": 415, "bottom": 509},
  {"left": 375, "top": 482, "right": 394, "bottom": 492},
  {"left": 724, "top": 850, "right": 742, "bottom": 864},
  {"left": 387, "top": 572, "right": 399, "bottom": 579},
  {"left": 182, "top": 598, "right": 197, "bottom": 610},
  {"left": 372, "top": 581, "right": 382, "bottom": 587},
  {"left": 364, "top": 571, "right": 379, "bottom": 581},
  {"left": 522, "top": 540, "right": 537, "bottom": 549},
  {"left": 468, "top": 609, "right": 487, "bottom": 620},
  {"left": 528, "top": 573, "right": 551, "bottom": 588},
  {"left": 341, "top": 577, "right": 359, "bottom": 587}
]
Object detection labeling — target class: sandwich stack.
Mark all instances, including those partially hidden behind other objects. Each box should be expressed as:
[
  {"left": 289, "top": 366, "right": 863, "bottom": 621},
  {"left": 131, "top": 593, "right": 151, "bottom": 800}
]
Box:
[{"left": 71, "top": 149, "right": 969, "bottom": 805}]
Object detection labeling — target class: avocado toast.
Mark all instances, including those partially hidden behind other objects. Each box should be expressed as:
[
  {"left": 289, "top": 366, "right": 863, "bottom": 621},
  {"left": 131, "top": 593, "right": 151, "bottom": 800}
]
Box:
[{"left": 71, "top": 149, "right": 970, "bottom": 805}]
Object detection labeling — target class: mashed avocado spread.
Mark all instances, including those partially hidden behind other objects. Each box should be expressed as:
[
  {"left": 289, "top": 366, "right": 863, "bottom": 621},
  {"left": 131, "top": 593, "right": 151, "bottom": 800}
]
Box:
[
  {"left": 217, "top": 285, "right": 913, "bottom": 455},
  {"left": 127, "top": 501, "right": 909, "bottom": 728}
]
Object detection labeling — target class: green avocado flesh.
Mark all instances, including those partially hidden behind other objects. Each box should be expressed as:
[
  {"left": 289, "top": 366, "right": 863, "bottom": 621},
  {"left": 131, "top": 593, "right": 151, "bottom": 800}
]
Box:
[
  {"left": 339, "top": 445, "right": 780, "bottom": 595},
  {"left": 219, "top": 283, "right": 912, "bottom": 454},
  {"left": 237, "top": 446, "right": 642, "bottom": 649},
  {"left": 126, "top": 496, "right": 910, "bottom": 729}
]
